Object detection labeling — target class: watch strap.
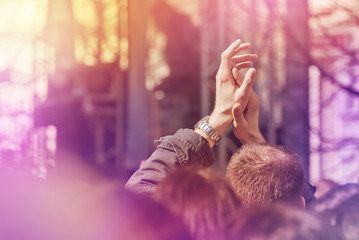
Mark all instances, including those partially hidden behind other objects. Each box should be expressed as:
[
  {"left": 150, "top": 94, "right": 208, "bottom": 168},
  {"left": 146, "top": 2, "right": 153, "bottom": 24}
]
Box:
[{"left": 194, "top": 116, "right": 223, "bottom": 145}]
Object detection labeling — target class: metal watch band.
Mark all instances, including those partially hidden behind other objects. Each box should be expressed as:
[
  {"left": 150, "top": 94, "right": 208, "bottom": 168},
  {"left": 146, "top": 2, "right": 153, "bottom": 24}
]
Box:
[{"left": 194, "top": 116, "right": 223, "bottom": 145}]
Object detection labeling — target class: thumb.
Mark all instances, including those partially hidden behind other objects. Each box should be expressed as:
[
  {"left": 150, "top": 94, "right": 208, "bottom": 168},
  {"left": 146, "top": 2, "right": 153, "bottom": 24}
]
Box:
[
  {"left": 241, "top": 68, "right": 256, "bottom": 93},
  {"left": 232, "top": 103, "right": 246, "bottom": 127},
  {"left": 246, "top": 91, "right": 258, "bottom": 114},
  {"left": 232, "top": 68, "right": 242, "bottom": 86}
]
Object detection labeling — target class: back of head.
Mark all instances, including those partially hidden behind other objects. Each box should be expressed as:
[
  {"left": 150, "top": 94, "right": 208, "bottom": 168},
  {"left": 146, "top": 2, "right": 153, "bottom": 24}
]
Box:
[
  {"left": 153, "top": 166, "right": 242, "bottom": 240},
  {"left": 310, "top": 183, "right": 359, "bottom": 240},
  {"left": 226, "top": 143, "right": 304, "bottom": 206},
  {"left": 100, "top": 189, "right": 193, "bottom": 240},
  {"left": 227, "top": 203, "right": 342, "bottom": 240}
]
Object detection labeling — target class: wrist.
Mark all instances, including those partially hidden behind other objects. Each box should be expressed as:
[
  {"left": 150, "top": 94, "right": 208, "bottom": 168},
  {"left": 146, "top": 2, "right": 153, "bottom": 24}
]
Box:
[
  {"left": 208, "top": 112, "right": 232, "bottom": 136},
  {"left": 194, "top": 116, "right": 223, "bottom": 148}
]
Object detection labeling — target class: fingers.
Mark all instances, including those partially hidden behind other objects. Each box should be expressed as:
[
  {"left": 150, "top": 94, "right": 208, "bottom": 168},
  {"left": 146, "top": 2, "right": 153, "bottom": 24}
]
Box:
[
  {"left": 232, "top": 103, "right": 246, "bottom": 128},
  {"left": 247, "top": 90, "right": 260, "bottom": 113},
  {"left": 233, "top": 68, "right": 256, "bottom": 111},
  {"left": 219, "top": 40, "right": 252, "bottom": 72},
  {"left": 232, "top": 68, "right": 243, "bottom": 86},
  {"left": 235, "top": 62, "right": 253, "bottom": 69},
  {"left": 233, "top": 42, "right": 251, "bottom": 55},
  {"left": 232, "top": 54, "right": 258, "bottom": 64},
  {"left": 221, "top": 39, "right": 242, "bottom": 62},
  {"left": 241, "top": 68, "right": 257, "bottom": 95},
  {"left": 217, "top": 39, "right": 242, "bottom": 79},
  {"left": 244, "top": 90, "right": 260, "bottom": 123},
  {"left": 232, "top": 53, "right": 257, "bottom": 73}
]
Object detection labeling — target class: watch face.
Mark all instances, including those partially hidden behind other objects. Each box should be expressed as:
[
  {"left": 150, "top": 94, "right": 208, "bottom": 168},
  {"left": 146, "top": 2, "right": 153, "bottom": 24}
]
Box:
[
  {"left": 194, "top": 117, "right": 206, "bottom": 128},
  {"left": 194, "top": 117, "right": 222, "bottom": 144}
]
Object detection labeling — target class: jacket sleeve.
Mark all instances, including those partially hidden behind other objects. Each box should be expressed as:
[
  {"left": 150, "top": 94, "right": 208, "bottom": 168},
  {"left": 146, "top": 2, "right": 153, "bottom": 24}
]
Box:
[{"left": 124, "top": 128, "right": 215, "bottom": 194}]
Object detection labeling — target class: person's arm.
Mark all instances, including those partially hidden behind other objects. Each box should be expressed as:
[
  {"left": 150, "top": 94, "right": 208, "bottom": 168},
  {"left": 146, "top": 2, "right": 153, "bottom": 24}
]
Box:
[
  {"left": 196, "top": 39, "right": 258, "bottom": 148},
  {"left": 125, "top": 129, "right": 214, "bottom": 194},
  {"left": 126, "top": 39, "right": 258, "bottom": 194}
]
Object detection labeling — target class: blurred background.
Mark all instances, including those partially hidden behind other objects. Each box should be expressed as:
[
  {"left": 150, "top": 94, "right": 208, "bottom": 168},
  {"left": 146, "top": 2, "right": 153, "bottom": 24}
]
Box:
[{"left": 0, "top": 0, "right": 358, "bottom": 184}]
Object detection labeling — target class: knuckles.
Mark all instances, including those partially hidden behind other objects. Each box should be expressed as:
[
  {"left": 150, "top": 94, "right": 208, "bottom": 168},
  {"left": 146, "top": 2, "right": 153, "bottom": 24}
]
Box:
[{"left": 216, "top": 73, "right": 231, "bottom": 83}]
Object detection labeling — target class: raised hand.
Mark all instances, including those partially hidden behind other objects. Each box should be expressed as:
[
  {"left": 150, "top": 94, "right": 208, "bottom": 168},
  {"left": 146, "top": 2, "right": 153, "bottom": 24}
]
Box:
[
  {"left": 208, "top": 39, "right": 258, "bottom": 137},
  {"left": 232, "top": 89, "right": 266, "bottom": 145}
]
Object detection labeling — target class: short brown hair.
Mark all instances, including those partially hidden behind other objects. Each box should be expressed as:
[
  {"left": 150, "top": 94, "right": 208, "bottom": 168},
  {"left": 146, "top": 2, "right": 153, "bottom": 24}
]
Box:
[
  {"left": 154, "top": 167, "right": 242, "bottom": 240},
  {"left": 226, "top": 143, "right": 304, "bottom": 206}
]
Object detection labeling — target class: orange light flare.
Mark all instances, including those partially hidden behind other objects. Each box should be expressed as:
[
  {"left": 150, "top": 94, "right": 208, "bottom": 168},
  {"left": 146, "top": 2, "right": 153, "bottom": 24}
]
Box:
[{"left": 0, "top": 0, "right": 48, "bottom": 72}]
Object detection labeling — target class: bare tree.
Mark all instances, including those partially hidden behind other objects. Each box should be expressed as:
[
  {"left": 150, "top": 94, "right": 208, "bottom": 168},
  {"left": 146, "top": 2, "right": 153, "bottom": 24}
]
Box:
[{"left": 207, "top": 0, "right": 359, "bottom": 181}]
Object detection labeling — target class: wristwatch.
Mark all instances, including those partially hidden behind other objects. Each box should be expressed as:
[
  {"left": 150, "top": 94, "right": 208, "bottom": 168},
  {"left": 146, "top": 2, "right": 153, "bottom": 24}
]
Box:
[{"left": 194, "top": 116, "right": 223, "bottom": 145}]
